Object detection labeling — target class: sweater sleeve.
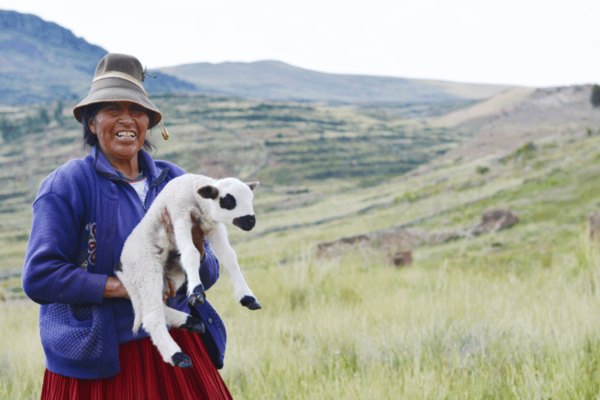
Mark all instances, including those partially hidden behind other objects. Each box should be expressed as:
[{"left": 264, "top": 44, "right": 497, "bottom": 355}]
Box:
[{"left": 22, "top": 192, "right": 108, "bottom": 306}]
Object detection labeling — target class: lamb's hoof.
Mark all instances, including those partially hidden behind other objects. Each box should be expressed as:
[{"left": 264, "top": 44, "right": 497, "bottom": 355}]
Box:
[
  {"left": 240, "top": 295, "right": 262, "bottom": 310},
  {"left": 181, "top": 316, "right": 205, "bottom": 334},
  {"left": 188, "top": 284, "right": 205, "bottom": 306},
  {"left": 172, "top": 352, "right": 193, "bottom": 369}
]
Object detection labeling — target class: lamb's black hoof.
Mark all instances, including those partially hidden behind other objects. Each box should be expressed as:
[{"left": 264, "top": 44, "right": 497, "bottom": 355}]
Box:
[
  {"left": 181, "top": 316, "right": 205, "bottom": 334},
  {"left": 188, "top": 284, "right": 205, "bottom": 306},
  {"left": 240, "top": 295, "right": 262, "bottom": 310},
  {"left": 172, "top": 352, "right": 193, "bottom": 369}
]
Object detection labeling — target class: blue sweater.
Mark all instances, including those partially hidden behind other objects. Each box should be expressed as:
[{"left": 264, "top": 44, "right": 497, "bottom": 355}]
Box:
[{"left": 22, "top": 147, "right": 227, "bottom": 379}]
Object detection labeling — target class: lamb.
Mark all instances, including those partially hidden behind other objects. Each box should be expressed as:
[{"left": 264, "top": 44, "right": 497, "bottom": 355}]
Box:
[{"left": 116, "top": 174, "right": 261, "bottom": 369}]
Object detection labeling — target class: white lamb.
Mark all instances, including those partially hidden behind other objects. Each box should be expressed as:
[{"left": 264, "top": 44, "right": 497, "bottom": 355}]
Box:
[{"left": 116, "top": 174, "right": 261, "bottom": 369}]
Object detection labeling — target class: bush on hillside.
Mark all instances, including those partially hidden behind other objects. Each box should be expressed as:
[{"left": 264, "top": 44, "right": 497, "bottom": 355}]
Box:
[
  {"left": 53, "top": 100, "right": 64, "bottom": 125},
  {"left": 476, "top": 166, "right": 490, "bottom": 175},
  {"left": 592, "top": 85, "right": 600, "bottom": 108},
  {"left": 0, "top": 117, "right": 20, "bottom": 142},
  {"left": 501, "top": 142, "right": 536, "bottom": 163},
  {"left": 0, "top": 105, "right": 58, "bottom": 142}
]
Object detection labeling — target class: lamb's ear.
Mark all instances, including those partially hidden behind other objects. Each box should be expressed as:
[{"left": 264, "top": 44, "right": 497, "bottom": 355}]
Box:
[
  {"left": 246, "top": 181, "right": 259, "bottom": 191},
  {"left": 198, "top": 185, "right": 219, "bottom": 199}
]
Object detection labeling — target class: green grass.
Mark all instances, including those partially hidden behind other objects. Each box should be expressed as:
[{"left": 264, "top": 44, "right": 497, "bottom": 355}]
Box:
[
  {"left": 4, "top": 231, "right": 600, "bottom": 399},
  {"left": 192, "top": 232, "right": 600, "bottom": 399},
  {"left": 2, "top": 92, "right": 600, "bottom": 398}
]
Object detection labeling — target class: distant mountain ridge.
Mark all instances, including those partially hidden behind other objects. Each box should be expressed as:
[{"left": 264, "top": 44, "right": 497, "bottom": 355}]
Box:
[
  {"left": 0, "top": 9, "right": 514, "bottom": 106},
  {"left": 158, "top": 60, "right": 515, "bottom": 103},
  {"left": 0, "top": 10, "right": 196, "bottom": 105}
]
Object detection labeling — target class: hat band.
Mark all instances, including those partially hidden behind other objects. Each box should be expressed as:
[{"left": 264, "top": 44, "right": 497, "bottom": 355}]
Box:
[{"left": 92, "top": 72, "right": 148, "bottom": 97}]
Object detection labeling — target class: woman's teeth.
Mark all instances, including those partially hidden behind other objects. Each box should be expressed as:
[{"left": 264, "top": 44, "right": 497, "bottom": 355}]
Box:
[{"left": 116, "top": 132, "right": 135, "bottom": 138}]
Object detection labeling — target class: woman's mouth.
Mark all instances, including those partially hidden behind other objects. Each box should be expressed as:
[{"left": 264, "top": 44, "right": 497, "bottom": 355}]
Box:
[{"left": 115, "top": 131, "right": 136, "bottom": 138}]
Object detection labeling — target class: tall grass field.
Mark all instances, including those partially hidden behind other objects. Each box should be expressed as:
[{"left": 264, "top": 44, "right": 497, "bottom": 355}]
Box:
[{"left": 3, "top": 231, "right": 600, "bottom": 399}]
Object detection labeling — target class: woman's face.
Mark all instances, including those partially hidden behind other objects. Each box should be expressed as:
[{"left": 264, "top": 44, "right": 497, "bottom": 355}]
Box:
[{"left": 88, "top": 101, "right": 150, "bottom": 165}]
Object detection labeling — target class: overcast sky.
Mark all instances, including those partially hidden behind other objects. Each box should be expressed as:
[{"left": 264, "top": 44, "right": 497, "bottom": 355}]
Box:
[{"left": 3, "top": 0, "right": 599, "bottom": 87}]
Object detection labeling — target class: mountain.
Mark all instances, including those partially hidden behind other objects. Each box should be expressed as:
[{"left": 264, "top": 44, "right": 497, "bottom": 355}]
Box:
[
  {"left": 0, "top": 10, "right": 196, "bottom": 105},
  {"left": 158, "top": 60, "right": 515, "bottom": 103},
  {"left": 1, "top": 10, "right": 516, "bottom": 106}
]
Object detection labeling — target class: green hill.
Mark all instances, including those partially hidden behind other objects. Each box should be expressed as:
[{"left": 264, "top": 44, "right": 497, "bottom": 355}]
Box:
[{"left": 0, "top": 84, "right": 599, "bottom": 285}]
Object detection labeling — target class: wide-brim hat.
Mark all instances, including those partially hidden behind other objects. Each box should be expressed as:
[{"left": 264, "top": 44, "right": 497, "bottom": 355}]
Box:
[{"left": 73, "top": 53, "right": 162, "bottom": 129}]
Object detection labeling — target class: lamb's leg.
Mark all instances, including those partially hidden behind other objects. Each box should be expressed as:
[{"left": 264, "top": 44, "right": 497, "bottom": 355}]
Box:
[
  {"left": 173, "top": 219, "right": 205, "bottom": 306},
  {"left": 207, "top": 222, "right": 261, "bottom": 310},
  {"left": 134, "top": 266, "right": 193, "bottom": 368},
  {"left": 116, "top": 267, "right": 143, "bottom": 334},
  {"left": 163, "top": 305, "right": 205, "bottom": 334}
]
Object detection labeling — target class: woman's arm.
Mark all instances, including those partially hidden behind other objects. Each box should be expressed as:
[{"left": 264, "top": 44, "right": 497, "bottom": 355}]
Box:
[{"left": 22, "top": 192, "right": 109, "bottom": 305}]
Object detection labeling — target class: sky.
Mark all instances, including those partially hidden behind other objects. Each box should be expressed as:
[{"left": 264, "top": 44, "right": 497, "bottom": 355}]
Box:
[{"left": 2, "top": 0, "right": 600, "bottom": 87}]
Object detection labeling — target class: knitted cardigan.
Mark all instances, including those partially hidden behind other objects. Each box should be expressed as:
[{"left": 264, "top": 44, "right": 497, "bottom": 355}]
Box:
[{"left": 22, "top": 147, "right": 227, "bottom": 379}]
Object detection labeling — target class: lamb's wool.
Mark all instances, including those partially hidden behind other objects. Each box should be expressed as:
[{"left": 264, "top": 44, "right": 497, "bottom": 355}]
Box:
[{"left": 117, "top": 174, "right": 260, "bottom": 368}]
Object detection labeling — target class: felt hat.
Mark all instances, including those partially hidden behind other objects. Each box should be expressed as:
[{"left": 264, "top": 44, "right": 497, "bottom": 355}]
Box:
[{"left": 73, "top": 54, "right": 167, "bottom": 136}]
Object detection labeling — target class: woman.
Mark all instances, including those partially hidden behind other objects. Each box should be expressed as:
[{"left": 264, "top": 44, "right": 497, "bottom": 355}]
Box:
[{"left": 22, "top": 54, "right": 233, "bottom": 399}]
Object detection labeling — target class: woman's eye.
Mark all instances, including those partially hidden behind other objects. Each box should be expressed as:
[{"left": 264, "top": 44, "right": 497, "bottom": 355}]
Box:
[{"left": 130, "top": 106, "right": 146, "bottom": 115}]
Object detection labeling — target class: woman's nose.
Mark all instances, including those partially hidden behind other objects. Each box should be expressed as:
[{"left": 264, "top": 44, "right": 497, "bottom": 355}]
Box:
[{"left": 118, "top": 108, "right": 134, "bottom": 123}]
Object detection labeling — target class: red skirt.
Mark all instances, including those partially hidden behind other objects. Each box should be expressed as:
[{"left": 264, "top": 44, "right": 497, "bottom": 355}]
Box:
[{"left": 40, "top": 329, "right": 233, "bottom": 400}]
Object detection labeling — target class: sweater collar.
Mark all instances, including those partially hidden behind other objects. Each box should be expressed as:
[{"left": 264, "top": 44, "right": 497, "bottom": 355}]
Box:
[{"left": 91, "top": 146, "right": 168, "bottom": 187}]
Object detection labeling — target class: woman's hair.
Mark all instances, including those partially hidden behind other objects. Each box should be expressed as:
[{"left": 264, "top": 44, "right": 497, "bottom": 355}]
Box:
[{"left": 80, "top": 102, "right": 156, "bottom": 152}]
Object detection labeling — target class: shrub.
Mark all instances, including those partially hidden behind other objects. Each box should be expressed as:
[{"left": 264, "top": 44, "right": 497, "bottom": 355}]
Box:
[
  {"left": 476, "top": 166, "right": 490, "bottom": 175},
  {"left": 592, "top": 85, "right": 600, "bottom": 108},
  {"left": 0, "top": 116, "right": 20, "bottom": 142},
  {"left": 53, "top": 99, "right": 64, "bottom": 125},
  {"left": 501, "top": 142, "right": 536, "bottom": 163},
  {"left": 38, "top": 106, "right": 50, "bottom": 125}
]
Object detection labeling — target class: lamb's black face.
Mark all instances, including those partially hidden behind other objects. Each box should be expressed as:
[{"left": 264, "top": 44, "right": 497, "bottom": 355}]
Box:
[{"left": 233, "top": 215, "right": 256, "bottom": 231}]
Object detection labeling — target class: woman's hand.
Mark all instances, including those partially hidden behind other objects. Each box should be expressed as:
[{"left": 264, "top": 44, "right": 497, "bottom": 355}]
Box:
[
  {"left": 104, "top": 276, "right": 130, "bottom": 299},
  {"left": 163, "top": 279, "right": 177, "bottom": 302}
]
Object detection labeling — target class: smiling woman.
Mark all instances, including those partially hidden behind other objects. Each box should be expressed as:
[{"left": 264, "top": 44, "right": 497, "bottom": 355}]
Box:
[
  {"left": 87, "top": 102, "right": 151, "bottom": 179},
  {"left": 21, "top": 54, "right": 233, "bottom": 399}
]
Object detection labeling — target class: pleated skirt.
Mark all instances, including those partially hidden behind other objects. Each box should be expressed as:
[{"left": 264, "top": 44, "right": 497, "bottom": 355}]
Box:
[{"left": 40, "top": 329, "right": 233, "bottom": 400}]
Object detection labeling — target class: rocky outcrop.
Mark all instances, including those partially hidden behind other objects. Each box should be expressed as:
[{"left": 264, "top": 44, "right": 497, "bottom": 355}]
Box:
[
  {"left": 470, "top": 208, "right": 519, "bottom": 236},
  {"left": 316, "top": 208, "right": 519, "bottom": 257}
]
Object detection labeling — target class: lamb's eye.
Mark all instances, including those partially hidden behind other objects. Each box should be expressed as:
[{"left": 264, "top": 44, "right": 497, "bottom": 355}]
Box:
[{"left": 219, "top": 194, "right": 236, "bottom": 210}]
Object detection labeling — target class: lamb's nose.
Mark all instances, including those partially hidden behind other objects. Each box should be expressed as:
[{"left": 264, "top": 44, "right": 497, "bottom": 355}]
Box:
[{"left": 233, "top": 215, "right": 256, "bottom": 231}]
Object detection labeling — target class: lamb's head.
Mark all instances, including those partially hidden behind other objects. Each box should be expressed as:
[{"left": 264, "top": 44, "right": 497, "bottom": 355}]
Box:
[{"left": 197, "top": 178, "right": 259, "bottom": 231}]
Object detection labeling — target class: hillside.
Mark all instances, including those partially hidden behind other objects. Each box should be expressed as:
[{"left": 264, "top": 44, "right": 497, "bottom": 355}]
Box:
[
  {"left": 0, "top": 94, "right": 475, "bottom": 280},
  {"left": 0, "top": 84, "right": 598, "bottom": 287},
  {"left": 159, "top": 60, "right": 515, "bottom": 103},
  {"left": 422, "top": 85, "right": 600, "bottom": 166},
  {"left": 0, "top": 10, "right": 198, "bottom": 105}
]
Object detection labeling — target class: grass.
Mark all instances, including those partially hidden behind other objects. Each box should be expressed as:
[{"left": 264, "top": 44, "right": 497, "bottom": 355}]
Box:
[
  {"left": 0, "top": 301, "right": 44, "bottom": 398},
  {"left": 2, "top": 91, "right": 600, "bottom": 398},
  {"left": 4, "top": 230, "right": 600, "bottom": 399},
  {"left": 219, "top": 234, "right": 600, "bottom": 399}
]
